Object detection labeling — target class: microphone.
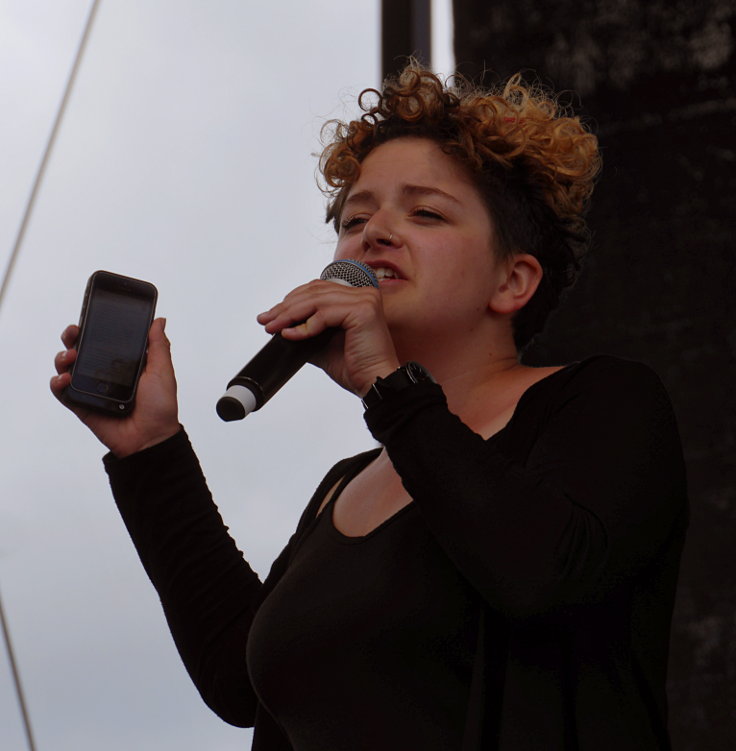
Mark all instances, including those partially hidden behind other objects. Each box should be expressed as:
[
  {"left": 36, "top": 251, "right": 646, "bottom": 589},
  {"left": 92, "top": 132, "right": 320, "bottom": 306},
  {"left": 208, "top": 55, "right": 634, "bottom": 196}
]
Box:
[{"left": 216, "top": 259, "right": 379, "bottom": 421}]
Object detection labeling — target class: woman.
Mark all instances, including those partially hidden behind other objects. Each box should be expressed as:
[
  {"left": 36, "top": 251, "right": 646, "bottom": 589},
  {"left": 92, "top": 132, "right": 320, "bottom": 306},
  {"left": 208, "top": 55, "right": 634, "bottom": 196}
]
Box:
[{"left": 51, "top": 65, "right": 687, "bottom": 750}]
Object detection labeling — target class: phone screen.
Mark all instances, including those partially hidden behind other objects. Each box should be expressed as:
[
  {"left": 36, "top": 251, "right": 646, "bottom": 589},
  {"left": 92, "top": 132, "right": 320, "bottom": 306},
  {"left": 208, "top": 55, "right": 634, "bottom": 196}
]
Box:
[
  {"left": 69, "top": 272, "right": 157, "bottom": 410},
  {"left": 72, "top": 289, "right": 152, "bottom": 397}
]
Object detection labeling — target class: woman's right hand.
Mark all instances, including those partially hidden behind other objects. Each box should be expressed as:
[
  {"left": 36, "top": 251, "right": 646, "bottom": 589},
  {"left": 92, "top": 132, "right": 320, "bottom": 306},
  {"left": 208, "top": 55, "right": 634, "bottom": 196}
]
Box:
[{"left": 50, "top": 317, "right": 181, "bottom": 458}]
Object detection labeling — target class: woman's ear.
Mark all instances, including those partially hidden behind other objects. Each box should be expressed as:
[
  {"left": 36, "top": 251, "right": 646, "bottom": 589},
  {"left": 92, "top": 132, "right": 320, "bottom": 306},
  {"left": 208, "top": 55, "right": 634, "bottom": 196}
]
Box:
[{"left": 489, "top": 253, "right": 543, "bottom": 315}]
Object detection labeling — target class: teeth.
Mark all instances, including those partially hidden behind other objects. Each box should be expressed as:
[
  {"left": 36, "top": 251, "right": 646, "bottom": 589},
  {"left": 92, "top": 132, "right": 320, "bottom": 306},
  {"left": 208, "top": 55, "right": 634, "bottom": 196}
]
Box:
[{"left": 374, "top": 267, "right": 398, "bottom": 280}]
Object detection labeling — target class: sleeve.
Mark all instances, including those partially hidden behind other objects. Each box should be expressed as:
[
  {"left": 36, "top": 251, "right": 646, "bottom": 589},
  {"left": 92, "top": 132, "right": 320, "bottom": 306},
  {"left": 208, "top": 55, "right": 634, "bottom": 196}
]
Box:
[
  {"left": 104, "top": 430, "right": 277, "bottom": 727},
  {"left": 364, "top": 356, "right": 688, "bottom": 618},
  {"left": 104, "top": 430, "right": 365, "bottom": 727}
]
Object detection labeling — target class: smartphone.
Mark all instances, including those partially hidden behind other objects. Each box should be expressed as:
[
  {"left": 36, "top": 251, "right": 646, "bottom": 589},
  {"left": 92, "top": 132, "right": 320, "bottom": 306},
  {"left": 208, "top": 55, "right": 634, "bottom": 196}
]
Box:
[{"left": 65, "top": 270, "right": 158, "bottom": 416}]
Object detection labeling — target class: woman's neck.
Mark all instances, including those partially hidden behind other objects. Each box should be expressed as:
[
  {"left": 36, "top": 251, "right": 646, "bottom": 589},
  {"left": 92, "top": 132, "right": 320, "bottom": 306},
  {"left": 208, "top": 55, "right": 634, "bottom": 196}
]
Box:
[{"left": 391, "top": 325, "right": 527, "bottom": 424}]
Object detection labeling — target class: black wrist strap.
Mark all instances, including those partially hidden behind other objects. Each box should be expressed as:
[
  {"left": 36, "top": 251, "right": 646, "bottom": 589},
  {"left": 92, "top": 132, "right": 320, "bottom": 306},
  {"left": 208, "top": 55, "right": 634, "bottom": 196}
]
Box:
[{"left": 361, "top": 362, "right": 435, "bottom": 410}]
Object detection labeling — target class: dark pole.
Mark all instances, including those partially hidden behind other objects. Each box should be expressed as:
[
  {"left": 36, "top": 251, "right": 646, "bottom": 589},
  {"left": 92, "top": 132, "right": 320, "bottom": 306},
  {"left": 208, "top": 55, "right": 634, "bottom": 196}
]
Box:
[
  {"left": 1, "top": 588, "right": 37, "bottom": 751},
  {"left": 381, "top": 0, "right": 432, "bottom": 81},
  {"left": 0, "top": 0, "right": 101, "bottom": 318}
]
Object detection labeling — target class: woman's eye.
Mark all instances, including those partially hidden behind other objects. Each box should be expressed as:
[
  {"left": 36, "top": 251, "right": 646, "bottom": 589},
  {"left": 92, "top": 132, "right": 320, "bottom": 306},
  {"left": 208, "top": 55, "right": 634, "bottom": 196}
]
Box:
[
  {"left": 340, "top": 216, "right": 367, "bottom": 231},
  {"left": 413, "top": 208, "right": 444, "bottom": 220}
]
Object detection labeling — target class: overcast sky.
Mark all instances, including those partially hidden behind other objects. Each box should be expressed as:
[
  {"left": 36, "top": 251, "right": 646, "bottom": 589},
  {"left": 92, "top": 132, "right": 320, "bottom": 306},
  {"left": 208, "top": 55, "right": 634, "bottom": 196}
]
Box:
[{"left": 0, "top": 2, "right": 453, "bottom": 749}]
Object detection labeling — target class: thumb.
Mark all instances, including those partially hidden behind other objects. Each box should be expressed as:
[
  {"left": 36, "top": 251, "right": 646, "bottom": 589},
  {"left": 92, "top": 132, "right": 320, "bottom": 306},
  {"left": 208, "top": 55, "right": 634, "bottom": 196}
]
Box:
[{"left": 147, "top": 318, "right": 171, "bottom": 364}]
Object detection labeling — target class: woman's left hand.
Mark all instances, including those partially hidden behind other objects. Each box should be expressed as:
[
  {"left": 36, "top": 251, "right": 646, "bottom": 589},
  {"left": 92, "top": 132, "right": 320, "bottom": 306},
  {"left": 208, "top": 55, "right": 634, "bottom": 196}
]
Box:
[{"left": 257, "top": 280, "right": 400, "bottom": 397}]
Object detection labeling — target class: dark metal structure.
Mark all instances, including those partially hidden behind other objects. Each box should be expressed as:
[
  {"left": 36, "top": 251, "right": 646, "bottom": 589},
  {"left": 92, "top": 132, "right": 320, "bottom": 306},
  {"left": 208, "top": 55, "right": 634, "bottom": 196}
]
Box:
[
  {"left": 450, "top": 3, "right": 735, "bottom": 749},
  {"left": 381, "top": 0, "right": 432, "bottom": 79},
  {"left": 380, "top": 1, "right": 736, "bottom": 748}
]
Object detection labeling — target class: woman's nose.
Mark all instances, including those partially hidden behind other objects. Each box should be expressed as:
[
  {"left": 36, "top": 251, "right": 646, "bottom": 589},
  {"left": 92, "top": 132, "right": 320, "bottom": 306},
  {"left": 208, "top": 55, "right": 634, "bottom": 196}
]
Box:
[{"left": 362, "top": 219, "right": 399, "bottom": 251}]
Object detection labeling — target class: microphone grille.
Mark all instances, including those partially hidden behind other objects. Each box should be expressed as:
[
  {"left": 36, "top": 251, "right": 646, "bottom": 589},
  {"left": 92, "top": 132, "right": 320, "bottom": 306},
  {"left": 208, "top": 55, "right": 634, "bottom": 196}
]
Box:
[{"left": 320, "top": 259, "right": 378, "bottom": 288}]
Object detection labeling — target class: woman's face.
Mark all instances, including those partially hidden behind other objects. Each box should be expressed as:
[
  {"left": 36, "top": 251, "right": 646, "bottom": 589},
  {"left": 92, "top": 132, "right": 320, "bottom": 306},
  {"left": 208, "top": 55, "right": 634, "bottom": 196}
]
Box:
[{"left": 333, "top": 137, "right": 506, "bottom": 340}]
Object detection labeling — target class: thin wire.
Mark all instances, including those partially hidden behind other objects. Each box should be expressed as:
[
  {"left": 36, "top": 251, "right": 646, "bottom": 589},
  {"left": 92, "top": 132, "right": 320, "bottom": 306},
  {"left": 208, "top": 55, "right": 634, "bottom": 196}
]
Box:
[
  {"left": 0, "top": 0, "right": 102, "bottom": 316},
  {"left": 0, "top": 6, "right": 103, "bottom": 749},
  {"left": 0, "top": 587, "right": 37, "bottom": 751}
]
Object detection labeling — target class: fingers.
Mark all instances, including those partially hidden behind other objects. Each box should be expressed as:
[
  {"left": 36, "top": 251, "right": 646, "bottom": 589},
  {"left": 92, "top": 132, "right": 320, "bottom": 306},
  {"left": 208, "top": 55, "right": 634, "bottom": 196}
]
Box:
[
  {"left": 54, "top": 324, "right": 79, "bottom": 391},
  {"left": 61, "top": 324, "right": 79, "bottom": 349},
  {"left": 51, "top": 329, "right": 78, "bottom": 399},
  {"left": 147, "top": 317, "right": 169, "bottom": 350},
  {"left": 255, "top": 280, "right": 398, "bottom": 395},
  {"left": 256, "top": 281, "right": 321, "bottom": 332},
  {"left": 54, "top": 347, "right": 76, "bottom": 375},
  {"left": 145, "top": 317, "right": 174, "bottom": 372},
  {"left": 50, "top": 315, "right": 182, "bottom": 458},
  {"left": 49, "top": 370, "right": 71, "bottom": 399},
  {"left": 258, "top": 281, "right": 381, "bottom": 338},
  {"left": 51, "top": 323, "right": 77, "bottom": 404}
]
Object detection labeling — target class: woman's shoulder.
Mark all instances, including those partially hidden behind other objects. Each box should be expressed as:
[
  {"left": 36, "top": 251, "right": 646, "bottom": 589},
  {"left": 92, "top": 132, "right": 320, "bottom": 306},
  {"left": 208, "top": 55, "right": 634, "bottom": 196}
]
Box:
[
  {"left": 498, "top": 355, "right": 684, "bottom": 484},
  {"left": 513, "top": 354, "right": 673, "bottom": 427},
  {"left": 532, "top": 354, "right": 664, "bottom": 394}
]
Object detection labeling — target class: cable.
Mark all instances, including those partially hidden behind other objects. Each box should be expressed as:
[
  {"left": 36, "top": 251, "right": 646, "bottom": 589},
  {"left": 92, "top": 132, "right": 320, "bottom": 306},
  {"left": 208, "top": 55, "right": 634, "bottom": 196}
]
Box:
[
  {"left": 0, "top": 5, "right": 103, "bottom": 748},
  {"left": 0, "top": 0, "right": 102, "bottom": 316},
  {"left": 0, "top": 587, "right": 36, "bottom": 751}
]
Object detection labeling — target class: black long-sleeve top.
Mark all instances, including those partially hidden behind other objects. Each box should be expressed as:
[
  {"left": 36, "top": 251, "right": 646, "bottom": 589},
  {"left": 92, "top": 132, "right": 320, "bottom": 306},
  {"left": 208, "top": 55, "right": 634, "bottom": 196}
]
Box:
[{"left": 104, "top": 355, "right": 688, "bottom": 750}]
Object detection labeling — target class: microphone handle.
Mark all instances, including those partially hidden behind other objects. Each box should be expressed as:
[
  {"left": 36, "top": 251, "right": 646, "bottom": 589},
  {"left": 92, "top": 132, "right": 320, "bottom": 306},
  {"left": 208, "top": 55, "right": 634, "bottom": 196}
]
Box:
[
  {"left": 216, "top": 259, "right": 378, "bottom": 422},
  {"left": 218, "top": 329, "right": 332, "bottom": 419}
]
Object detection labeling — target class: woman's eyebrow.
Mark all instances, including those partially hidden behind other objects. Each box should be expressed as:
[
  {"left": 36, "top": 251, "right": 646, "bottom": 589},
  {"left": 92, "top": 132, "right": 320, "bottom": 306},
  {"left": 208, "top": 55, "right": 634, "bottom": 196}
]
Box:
[
  {"left": 343, "top": 184, "right": 461, "bottom": 211},
  {"left": 342, "top": 190, "right": 375, "bottom": 211},
  {"left": 401, "top": 184, "right": 461, "bottom": 204}
]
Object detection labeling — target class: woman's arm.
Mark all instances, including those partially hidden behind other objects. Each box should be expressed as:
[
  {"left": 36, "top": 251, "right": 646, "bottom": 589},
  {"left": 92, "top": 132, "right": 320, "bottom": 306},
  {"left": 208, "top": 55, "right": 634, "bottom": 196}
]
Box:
[
  {"left": 105, "top": 430, "right": 265, "bottom": 725},
  {"left": 52, "top": 319, "right": 271, "bottom": 724},
  {"left": 105, "top": 429, "right": 364, "bottom": 726},
  {"left": 365, "top": 356, "right": 688, "bottom": 618}
]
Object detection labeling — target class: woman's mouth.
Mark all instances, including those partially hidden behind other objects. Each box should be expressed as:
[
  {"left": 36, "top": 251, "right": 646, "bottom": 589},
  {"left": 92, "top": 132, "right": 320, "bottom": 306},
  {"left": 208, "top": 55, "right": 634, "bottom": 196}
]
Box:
[{"left": 373, "top": 267, "right": 400, "bottom": 281}]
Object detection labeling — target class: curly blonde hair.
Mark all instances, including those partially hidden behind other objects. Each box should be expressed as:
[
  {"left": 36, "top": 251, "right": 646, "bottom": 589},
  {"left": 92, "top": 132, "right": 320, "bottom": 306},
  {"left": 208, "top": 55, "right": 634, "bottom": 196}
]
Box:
[{"left": 319, "top": 63, "right": 601, "bottom": 351}]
